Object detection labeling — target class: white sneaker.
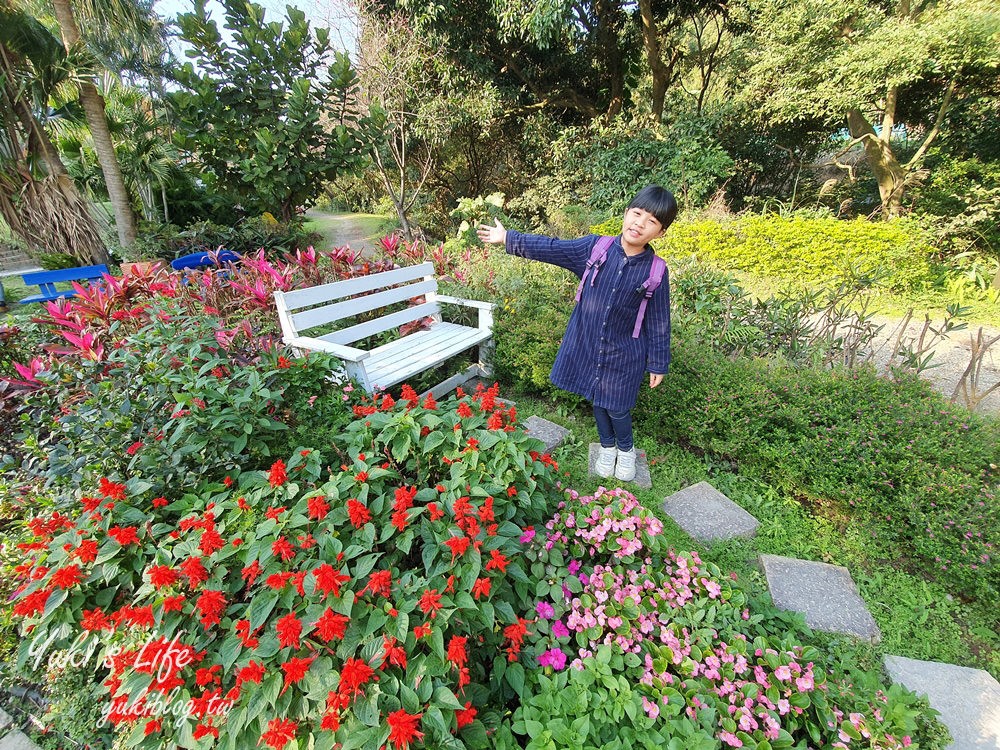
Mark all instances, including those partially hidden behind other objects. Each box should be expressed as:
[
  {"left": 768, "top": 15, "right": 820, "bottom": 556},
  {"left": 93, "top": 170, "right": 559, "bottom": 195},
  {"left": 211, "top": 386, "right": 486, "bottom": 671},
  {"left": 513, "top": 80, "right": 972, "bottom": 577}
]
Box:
[
  {"left": 595, "top": 446, "right": 617, "bottom": 478},
  {"left": 615, "top": 448, "right": 637, "bottom": 482}
]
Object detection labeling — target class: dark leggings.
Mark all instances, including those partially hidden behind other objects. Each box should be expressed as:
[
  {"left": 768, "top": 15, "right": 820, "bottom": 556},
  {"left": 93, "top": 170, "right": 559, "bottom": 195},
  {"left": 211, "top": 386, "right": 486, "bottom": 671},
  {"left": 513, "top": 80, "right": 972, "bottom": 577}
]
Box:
[{"left": 593, "top": 405, "right": 634, "bottom": 452}]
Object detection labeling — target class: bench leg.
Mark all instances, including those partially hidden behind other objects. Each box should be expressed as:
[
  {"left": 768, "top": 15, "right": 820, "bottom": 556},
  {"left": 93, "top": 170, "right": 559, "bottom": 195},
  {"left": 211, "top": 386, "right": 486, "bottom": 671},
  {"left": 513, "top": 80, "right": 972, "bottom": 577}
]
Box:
[{"left": 478, "top": 339, "right": 494, "bottom": 378}]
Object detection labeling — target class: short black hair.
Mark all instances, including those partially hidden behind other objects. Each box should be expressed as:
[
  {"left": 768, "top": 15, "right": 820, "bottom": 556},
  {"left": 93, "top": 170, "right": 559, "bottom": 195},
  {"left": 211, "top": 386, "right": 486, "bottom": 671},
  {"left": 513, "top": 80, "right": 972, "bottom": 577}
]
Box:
[{"left": 627, "top": 185, "right": 678, "bottom": 229}]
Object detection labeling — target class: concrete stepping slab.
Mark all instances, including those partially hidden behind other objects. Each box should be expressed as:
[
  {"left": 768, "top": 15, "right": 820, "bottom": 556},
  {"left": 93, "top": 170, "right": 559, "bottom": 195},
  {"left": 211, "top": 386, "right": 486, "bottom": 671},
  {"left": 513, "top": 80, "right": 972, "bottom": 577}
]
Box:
[
  {"left": 522, "top": 416, "right": 571, "bottom": 452},
  {"left": 884, "top": 655, "right": 1000, "bottom": 749},
  {"left": 0, "top": 710, "right": 11, "bottom": 732},
  {"left": 760, "top": 554, "right": 881, "bottom": 642},
  {"left": 662, "top": 481, "right": 760, "bottom": 542},
  {"left": 0, "top": 730, "right": 40, "bottom": 750},
  {"left": 587, "top": 443, "right": 652, "bottom": 489}
]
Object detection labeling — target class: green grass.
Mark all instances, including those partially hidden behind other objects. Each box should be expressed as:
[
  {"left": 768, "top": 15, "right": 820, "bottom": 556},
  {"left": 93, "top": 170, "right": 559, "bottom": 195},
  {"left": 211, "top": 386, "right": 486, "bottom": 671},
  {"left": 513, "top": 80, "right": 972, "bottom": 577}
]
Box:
[
  {"left": 0, "top": 276, "right": 31, "bottom": 308},
  {"left": 508, "top": 392, "right": 1000, "bottom": 682}
]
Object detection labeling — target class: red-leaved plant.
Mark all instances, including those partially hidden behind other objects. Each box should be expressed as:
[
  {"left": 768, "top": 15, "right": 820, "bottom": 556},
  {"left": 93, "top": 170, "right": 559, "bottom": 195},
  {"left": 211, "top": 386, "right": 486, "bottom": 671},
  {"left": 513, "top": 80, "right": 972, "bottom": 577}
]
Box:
[{"left": 11, "top": 384, "right": 558, "bottom": 750}]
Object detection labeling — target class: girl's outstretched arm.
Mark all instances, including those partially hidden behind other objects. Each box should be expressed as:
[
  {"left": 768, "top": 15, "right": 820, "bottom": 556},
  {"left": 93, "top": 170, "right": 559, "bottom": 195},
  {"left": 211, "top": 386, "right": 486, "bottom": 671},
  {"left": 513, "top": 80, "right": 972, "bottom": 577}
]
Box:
[{"left": 477, "top": 219, "right": 507, "bottom": 245}]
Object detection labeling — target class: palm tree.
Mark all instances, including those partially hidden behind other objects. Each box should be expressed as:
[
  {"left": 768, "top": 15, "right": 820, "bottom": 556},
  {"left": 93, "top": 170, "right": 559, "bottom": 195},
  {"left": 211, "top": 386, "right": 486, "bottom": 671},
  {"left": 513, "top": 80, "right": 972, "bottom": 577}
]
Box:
[
  {"left": 49, "top": 0, "right": 139, "bottom": 247},
  {"left": 0, "top": 7, "right": 108, "bottom": 264}
]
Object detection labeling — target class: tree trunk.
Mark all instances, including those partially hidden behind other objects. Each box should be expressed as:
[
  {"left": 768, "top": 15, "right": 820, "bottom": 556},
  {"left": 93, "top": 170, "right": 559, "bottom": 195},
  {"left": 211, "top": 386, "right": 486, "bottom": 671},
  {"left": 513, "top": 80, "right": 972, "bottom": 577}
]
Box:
[
  {"left": 846, "top": 108, "right": 907, "bottom": 218},
  {"left": 50, "top": 0, "right": 138, "bottom": 248},
  {"left": 638, "top": 0, "right": 668, "bottom": 121}
]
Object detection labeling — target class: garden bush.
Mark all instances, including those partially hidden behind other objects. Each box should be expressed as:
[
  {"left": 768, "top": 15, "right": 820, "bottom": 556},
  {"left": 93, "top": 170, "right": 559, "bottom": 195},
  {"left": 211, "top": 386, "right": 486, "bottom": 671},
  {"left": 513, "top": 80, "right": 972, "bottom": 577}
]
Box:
[
  {"left": 9, "top": 385, "right": 562, "bottom": 749},
  {"left": 656, "top": 214, "right": 936, "bottom": 292},
  {"left": 641, "top": 334, "right": 1000, "bottom": 604}
]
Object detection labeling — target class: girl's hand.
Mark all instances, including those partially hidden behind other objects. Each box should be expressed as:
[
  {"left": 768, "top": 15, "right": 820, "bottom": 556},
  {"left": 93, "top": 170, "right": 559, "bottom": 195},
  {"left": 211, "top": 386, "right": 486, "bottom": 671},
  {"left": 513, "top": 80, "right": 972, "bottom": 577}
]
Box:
[
  {"left": 476, "top": 219, "right": 507, "bottom": 245},
  {"left": 649, "top": 373, "right": 663, "bottom": 388}
]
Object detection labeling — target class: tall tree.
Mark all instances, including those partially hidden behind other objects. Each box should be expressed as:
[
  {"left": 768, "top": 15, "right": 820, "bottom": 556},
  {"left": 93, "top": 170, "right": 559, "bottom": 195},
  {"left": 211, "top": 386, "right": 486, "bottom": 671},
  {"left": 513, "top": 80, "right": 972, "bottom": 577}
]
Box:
[
  {"left": 0, "top": 7, "right": 108, "bottom": 264},
  {"left": 734, "top": 0, "right": 1000, "bottom": 217},
  {"left": 48, "top": 0, "right": 139, "bottom": 246},
  {"left": 170, "top": 0, "right": 376, "bottom": 222}
]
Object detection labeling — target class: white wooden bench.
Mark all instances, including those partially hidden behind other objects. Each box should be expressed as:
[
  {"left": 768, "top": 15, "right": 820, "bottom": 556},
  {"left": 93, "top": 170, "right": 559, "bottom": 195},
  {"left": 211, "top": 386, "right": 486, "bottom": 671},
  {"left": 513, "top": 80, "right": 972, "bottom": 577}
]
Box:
[{"left": 273, "top": 261, "right": 495, "bottom": 397}]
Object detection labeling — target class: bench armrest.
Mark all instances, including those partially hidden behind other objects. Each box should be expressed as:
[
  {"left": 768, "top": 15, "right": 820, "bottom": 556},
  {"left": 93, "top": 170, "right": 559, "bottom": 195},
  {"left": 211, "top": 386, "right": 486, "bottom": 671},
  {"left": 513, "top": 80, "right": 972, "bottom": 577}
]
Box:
[
  {"left": 435, "top": 295, "right": 495, "bottom": 311},
  {"left": 286, "top": 336, "right": 369, "bottom": 362}
]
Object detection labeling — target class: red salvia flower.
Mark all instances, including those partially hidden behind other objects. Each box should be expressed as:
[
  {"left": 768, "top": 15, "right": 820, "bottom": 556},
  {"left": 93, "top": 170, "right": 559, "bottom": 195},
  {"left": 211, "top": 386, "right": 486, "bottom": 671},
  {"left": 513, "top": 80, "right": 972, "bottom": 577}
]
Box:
[
  {"left": 195, "top": 664, "right": 222, "bottom": 687},
  {"left": 144, "top": 719, "right": 162, "bottom": 736},
  {"left": 456, "top": 702, "right": 477, "bottom": 729},
  {"left": 193, "top": 723, "right": 219, "bottom": 740},
  {"left": 313, "top": 608, "right": 349, "bottom": 642},
  {"left": 471, "top": 577, "right": 492, "bottom": 600},
  {"left": 457, "top": 401, "right": 473, "bottom": 418},
  {"left": 266, "top": 571, "right": 293, "bottom": 590},
  {"left": 291, "top": 571, "right": 307, "bottom": 595},
  {"left": 265, "top": 506, "right": 286, "bottom": 521},
  {"left": 148, "top": 565, "right": 181, "bottom": 589},
  {"left": 12, "top": 588, "right": 53, "bottom": 617},
  {"left": 162, "top": 595, "right": 185, "bottom": 612},
  {"left": 50, "top": 564, "right": 83, "bottom": 589},
  {"left": 346, "top": 499, "right": 371, "bottom": 528},
  {"left": 503, "top": 617, "right": 532, "bottom": 661},
  {"left": 271, "top": 537, "right": 296, "bottom": 562},
  {"left": 354, "top": 471, "right": 368, "bottom": 483},
  {"left": 275, "top": 612, "right": 303, "bottom": 649},
  {"left": 98, "top": 477, "right": 127, "bottom": 500},
  {"left": 236, "top": 661, "right": 266, "bottom": 686},
  {"left": 380, "top": 636, "right": 407, "bottom": 670},
  {"left": 444, "top": 535, "right": 470, "bottom": 562},
  {"left": 338, "top": 657, "right": 374, "bottom": 699},
  {"left": 413, "top": 622, "right": 431, "bottom": 639},
  {"left": 179, "top": 556, "right": 209, "bottom": 587},
  {"left": 446, "top": 635, "right": 468, "bottom": 669},
  {"left": 393, "top": 486, "right": 417, "bottom": 510},
  {"left": 391, "top": 509, "right": 409, "bottom": 532},
  {"left": 80, "top": 608, "right": 112, "bottom": 631},
  {"left": 199, "top": 528, "right": 226, "bottom": 556},
  {"left": 486, "top": 549, "right": 510, "bottom": 573},
  {"left": 386, "top": 709, "right": 423, "bottom": 750},
  {"left": 307, "top": 495, "right": 330, "bottom": 520},
  {"left": 260, "top": 717, "right": 297, "bottom": 749},
  {"left": 313, "top": 564, "right": 349, "bottom": 599},
  {"left": 361, "top": 570, "right": 392, "bottom": 598},
  {"left": 235, "top": 619, "right": 260, "bottom": 649},
  {"left": 268, "top": 459, "right": 288, "bottom": 488},
  {"left": 418, "top": 588, "right": 442, "bottom": 617},
  {"left": 82, "top": 496, "right": 102, "bottom": 513},
  {"left": 73, "top": 539, "right": 99, "bottom": 563},
  {"left": 195, "top": 589, "right": 227, "bottom": 629},
  {"left": 280, "top": 655, "right": 315, "bottom": 694},
  {"left": 422, "top": 393, "right": 437, "bottom": 410},
  {"left": 426, "top": 503, "right": 444, "bottom": 521},
  {"left": 241, "top": 560, "right": 263, "bottom": 587},
  {"left": 108, "top": 526, "right": 140, "bottom": 545}
]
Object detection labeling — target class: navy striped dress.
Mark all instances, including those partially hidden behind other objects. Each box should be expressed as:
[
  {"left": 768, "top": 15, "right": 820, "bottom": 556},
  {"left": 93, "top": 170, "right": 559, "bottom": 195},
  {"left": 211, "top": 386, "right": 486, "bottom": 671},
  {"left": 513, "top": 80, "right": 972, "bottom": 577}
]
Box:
[{"left": 505, "top": 231, "right": 671, "bottom": 411}]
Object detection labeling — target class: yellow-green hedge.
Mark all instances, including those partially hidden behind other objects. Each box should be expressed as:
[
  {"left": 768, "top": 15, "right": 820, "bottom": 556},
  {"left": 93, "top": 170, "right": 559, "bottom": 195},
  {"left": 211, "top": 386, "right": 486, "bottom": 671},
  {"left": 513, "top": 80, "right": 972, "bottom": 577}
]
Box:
[{"left": 590, "top": 215, "right": 936, "bottom": 290}]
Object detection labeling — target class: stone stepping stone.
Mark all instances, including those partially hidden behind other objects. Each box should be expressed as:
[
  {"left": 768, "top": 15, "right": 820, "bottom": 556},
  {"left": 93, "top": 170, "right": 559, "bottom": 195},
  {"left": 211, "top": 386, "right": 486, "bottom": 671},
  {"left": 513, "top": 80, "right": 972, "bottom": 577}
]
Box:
[
  {"left": 587, "top": 443, "right": 652, "bottom": 489},
  {"left": 522, "top": 416, "right": 570, "bottom": 452},
  {"left": 0, "top": 730, "right": 41, "bottom": 750},
  {"left": 760, "top": 554, "right": 881, "bottom": 642},
  {"left": 884, "top": 655, "right": 1000, "bottom": 750},
  {"left": 662, "top": 481, "right": 759, "bottom": 542},
  {"left": 0, "top": 710, "right": 11, "bottom": 733}
]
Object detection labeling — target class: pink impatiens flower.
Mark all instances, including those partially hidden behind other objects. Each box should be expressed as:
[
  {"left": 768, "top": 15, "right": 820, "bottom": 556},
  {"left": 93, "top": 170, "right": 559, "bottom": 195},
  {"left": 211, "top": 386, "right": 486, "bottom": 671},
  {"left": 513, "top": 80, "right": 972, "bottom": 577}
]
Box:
[{"left": 537, "top": 648, "right": 566, "bottom": 670}]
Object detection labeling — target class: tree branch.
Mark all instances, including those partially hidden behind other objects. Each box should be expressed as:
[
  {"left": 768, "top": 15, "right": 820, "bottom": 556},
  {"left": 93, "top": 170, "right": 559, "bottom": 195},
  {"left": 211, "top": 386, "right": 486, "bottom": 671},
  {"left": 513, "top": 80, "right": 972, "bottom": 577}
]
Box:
[{"left": 905, "top": 76, "right": 958, "bottom": 170}]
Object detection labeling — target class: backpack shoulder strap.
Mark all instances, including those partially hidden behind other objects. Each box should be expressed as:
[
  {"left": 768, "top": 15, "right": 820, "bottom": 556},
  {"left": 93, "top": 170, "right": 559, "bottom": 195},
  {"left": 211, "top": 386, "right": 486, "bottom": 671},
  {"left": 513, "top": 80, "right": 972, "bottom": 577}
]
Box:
[
  {"left": 575, "top": 235, "right": 615, "bottom": 302},
  {"left": 631, "top": 255, "right": 668, "bottom": 338}
]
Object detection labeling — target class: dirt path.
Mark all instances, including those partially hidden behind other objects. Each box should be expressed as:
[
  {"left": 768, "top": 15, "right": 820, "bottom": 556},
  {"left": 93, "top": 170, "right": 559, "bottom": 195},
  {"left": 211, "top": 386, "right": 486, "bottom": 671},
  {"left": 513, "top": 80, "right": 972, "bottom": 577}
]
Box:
[
  {"left": 304, "top": 209, "right": 392, "bottom": 253},
  {"left": 865, "top": 313, "right": 1000, "bottom": 414}
]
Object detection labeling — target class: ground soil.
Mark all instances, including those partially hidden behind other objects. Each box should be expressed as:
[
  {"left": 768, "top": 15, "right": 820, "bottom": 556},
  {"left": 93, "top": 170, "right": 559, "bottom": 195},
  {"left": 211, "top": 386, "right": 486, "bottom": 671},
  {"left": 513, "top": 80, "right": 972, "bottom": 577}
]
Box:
[{"left": 864, "top": 313, "right": 1000, "bottom": 414}]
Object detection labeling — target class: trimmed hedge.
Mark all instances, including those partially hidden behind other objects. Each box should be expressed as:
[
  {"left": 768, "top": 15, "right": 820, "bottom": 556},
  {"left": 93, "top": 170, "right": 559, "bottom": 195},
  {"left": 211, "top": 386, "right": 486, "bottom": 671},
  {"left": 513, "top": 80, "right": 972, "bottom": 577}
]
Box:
[{"left": 591, "top": 214, "right": 936, "bottom": 291}]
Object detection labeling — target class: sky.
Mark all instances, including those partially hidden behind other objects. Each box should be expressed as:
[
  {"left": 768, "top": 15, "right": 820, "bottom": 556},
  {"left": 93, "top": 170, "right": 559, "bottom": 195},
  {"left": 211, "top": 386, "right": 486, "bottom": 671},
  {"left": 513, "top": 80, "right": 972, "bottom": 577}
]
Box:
[{"left": 152, "top": 0, "right": 359, "bottom": 53}]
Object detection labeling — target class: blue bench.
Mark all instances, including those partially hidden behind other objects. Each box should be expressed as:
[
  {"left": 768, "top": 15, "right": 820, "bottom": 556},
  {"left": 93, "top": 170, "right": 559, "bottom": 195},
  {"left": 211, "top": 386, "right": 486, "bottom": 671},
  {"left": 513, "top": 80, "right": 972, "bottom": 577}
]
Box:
[
  {"left": 19, "top": 264, "right": 110, "bottom": 304},
  {"left": 170, "top": 249, "right": 240, "bottom": 271}
]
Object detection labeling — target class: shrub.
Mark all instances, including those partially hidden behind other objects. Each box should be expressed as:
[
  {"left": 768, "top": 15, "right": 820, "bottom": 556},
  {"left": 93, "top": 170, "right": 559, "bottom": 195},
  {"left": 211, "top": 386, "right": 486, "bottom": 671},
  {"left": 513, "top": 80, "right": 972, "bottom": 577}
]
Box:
[
  {"left": 8, "top": 385, "right": 562, "bottom": 749},
  {"left": 662, "top": 214, "right": 936, "bottom": 292},
  {"left": 642, "top": 335, "right": 1000, "bottom": 603}
]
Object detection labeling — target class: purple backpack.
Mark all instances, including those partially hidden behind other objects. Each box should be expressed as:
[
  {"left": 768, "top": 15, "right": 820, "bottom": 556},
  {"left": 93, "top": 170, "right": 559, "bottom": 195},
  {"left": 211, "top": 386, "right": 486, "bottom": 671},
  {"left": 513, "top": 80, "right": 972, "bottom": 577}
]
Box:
[{"left": 574, "top": 235, "right": 667, "bottom": 338}]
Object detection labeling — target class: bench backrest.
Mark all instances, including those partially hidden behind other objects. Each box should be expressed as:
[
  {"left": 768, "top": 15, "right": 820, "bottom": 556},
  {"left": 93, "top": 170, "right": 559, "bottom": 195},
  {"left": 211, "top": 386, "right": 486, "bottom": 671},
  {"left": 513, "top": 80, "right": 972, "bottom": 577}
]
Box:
[
  {"left": 274, "top": 262, "right": 440, "bottom": 346},
  {"left": 22, "top": 264, "right": 110, "bottom": 286}
]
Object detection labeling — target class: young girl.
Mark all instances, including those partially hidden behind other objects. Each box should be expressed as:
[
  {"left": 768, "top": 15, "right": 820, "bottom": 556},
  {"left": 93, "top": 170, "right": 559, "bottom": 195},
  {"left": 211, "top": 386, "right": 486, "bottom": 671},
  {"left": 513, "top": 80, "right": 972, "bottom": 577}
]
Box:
[{"left": 477, "top": 185, "right": 676, "bottom": 481}]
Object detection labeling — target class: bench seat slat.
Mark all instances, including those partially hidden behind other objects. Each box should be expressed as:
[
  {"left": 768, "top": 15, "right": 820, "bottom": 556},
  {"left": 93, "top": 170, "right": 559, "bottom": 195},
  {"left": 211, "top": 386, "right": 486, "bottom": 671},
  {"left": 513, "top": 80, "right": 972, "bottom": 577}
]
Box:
[
  {"left": 364, "top": 322, "right": 491, "bottom": 390},
  {"left": 319, "top": 301, "right": 441, "bottom": 346},
  {"left": 291, "top": 279, "right": 436, "bottom": 334},
  {"left": 280, "top": 262, "right": 435, "bottom": 310}
]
